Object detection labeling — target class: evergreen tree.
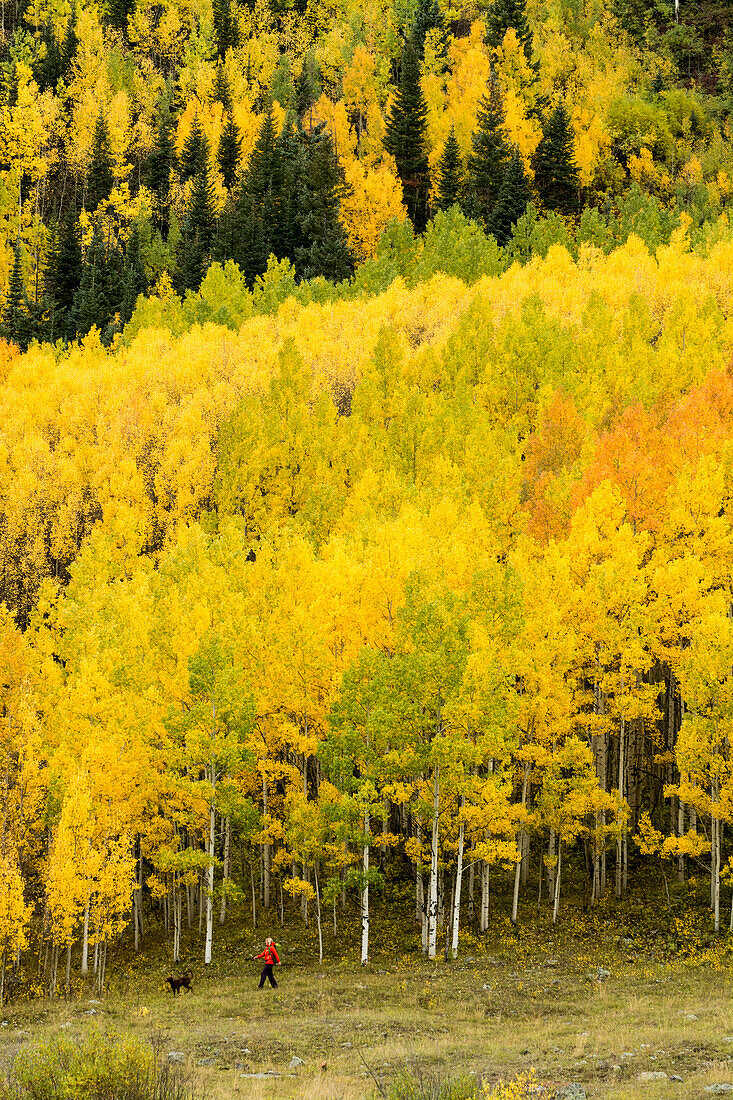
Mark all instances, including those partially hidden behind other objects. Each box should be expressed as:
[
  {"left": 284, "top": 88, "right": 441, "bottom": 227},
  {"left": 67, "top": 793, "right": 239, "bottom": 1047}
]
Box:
[
  {"left": 230, "top": 105, "right": 286, "bottom": 282},
  {"left": 2, "top": 244, "right": 30, "bottom": 349},
  {"left": 465, "top": 78, "right": 509, "bottom": 227},
  {"left": 217, "top": 115, "right": 241, "bottom": 190},
  {"left": 60, "top": 6, "right": 79, "bottom": 77},
  {"left": 180, "top": 115, "right": 206, "bottom": 181},
  {"left": 86, "top": 110, "right": 114, "bottom": 211},
  {"left": 534, "top": 101, "right": 579, "bottom": 215},
  {"left": 410, "top": 0, "right": 449, "bottom": 62},
  {"left": 176, "top": 147, "right": 217, "bottom": 292},
  {"left": 45, "top": 215, "right": 82, "bottom": 342},
  {"left": 293, "top": 56, "right": 318, "bottom": 122},
  {"left": 487, "top": 149, "right": 532, "bottom": 245},
  {"left": 212, "top": 63, "right": 233, "bottom": 113},
  {"left": 73, "top": 231, "right": 124, "bottom": 339},
  {"left": 485, "top": 0, "right": 533, "bottom": 60},
  {"left": 294, "top": 124, "right": 354, "bottom": 282},
  {"left": 435, "top": 127, "right": 463, "bottom": 211},
  {"left": 107, "top": 0, "right": 136, "bottom": 33},
  {"left": 146, "top": 110, "right": 177, "bottom": 228},
  {"left": 35, "top": 22, "right": 63, "bottom": 92},
  {"left": 120, "top": 223, "right": 148, "bottom": 324},
  {"left": 384, "top": 34, "right": 430, "bottom": 231},
  {"left": 212, "top": 0, "right": 238, "bottom": 57}
]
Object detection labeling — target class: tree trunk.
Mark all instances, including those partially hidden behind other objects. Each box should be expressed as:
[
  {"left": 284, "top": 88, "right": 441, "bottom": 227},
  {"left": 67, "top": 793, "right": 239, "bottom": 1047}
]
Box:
[
  {"left": 451, "top": 799, "right": 465, "bottom": 959},
  {"left": 427, "top": 767, "right": 440, "bottom": 961},
  {"left": 315, "top": 864, "right": 323, "bottom": 964},
  {"left": 219, "top": 816, "right": 231, "bottom": 925},
  {"left": 361, "top": 810, "right": 370, "bottom": 965},
  {"left": 511, "top": 765, "right": 530, "bottom": 924},
  {"left": 552, "top": 841, "right": 562, "bottom": 924},
  {"left": 615, "top": 714, "right": 625, "bottom": 899},
  {"left": 262, "top": 775, "right": 271, "bottom": 909},
  {"left": 81, "top": 905, "right": 90, "bottom": 976},
  {"left": 204, "top": 793, "right": 215, "bottom": 965}
]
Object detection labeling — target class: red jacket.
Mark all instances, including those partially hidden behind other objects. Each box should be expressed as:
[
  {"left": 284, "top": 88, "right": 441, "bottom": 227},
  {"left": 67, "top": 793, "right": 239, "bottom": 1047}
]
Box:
[{"left": 256, "top": 944, "right": 280, "bottom": 965}]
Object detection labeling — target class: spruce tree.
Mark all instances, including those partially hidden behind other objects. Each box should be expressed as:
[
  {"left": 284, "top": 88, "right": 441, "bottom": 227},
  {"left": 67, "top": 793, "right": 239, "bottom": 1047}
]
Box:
[
  {"left": 36, "top": 22, "right": 63, "bottom": 92},
  {"left": 217, "top": 115, "right": 241, "bottom": 190},
  {"left": 294, "top": 125, "right": 353, "bottom": 282},
  {"left": 176, "top": 144, "right": 217, "bottom": 292},
  {"left": 534, "top": 100, "right": 579, "bottom": 215},
  {"left": 486, "top": 149, "right": 532, "bottom": 245},
  {"left": 410, "top": 0, "right": 449, "bottom": 62},
  {"left": 435, "top": 127, "right": 463, "bottom": 211},
  {"left": 107, "top": 0, "right": 136, "bottom": 33},
  {"left": 485, "top": 0, "right": 533, "bottom": 60},
  {"left": 180, "top": 115, "right": 206, "bottom": 181},
  {"left": 60, "top": 6, "right": 79, "bottom": 77},
  {"left": 465, "top": 78, "right": 509, "bottom": 227},
  {"left": 146, "top": 110, "right": 177, "bottom": 228},
  {"left": 231, "top": 105, "right": 286, "bottom": 281},
  {"left": 384, "top": 34, "right": 430, "bottom": 231},
  {"left": 87, "top": 111, "right": 114, "bottom": 211},
  {"left": 212, "top": 63, "right": 233, "bottom": 114},
  {"left": 45, "top": 215, "right": 82, "bottom": 342},
  {"left": 212, "top": 0, "right": 238, "bottom": 57},
  {"left": 121, "top": 224, "right": 148, "bottom": 323},
  {"left": 2, "top": 244, "right": 30, "bottom": 349},
  {"left": 293, "top": 56, "right": 318, "bottom": 122}
]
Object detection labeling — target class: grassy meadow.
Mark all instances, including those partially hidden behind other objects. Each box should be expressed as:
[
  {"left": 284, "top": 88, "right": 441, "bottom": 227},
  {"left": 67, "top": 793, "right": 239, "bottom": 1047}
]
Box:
[{"left": 2, "top": 888, "right": 733, "bottom": 1100}]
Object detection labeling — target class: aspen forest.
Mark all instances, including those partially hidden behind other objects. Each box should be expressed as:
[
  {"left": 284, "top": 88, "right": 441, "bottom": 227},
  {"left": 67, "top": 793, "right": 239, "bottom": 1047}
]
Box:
[{"left": 2, "top": 0, "right": 733, "bottom": 1020}]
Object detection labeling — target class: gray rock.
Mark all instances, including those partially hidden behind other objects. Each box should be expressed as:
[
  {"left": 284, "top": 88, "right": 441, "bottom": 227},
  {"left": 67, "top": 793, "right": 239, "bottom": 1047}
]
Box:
[
  {"left": 341, "top": 1042, "right": 353, "bottom": 1048},
  {"left": 705, "top": 1088, "right": 733, "bottom": 1095},
  {"left": 483, "top": 983, "right": 491, "bottom": 991},
  {"left": 685, "top": 1014, "right": 698, "bottom": 1021},
  {"left": 289, "top": 1057, "right": 305, "bottom": 1069},
  {"left": 59, "top": 1023, "right": 72, "bottom": 1030},
  {"left": 197, "top": 1058, "right": 217, "bottom": 1067},
  {"left": 240, "top": 1072, "right": 281, "bottom": 1079},
  {"left": 722, "top": 1038, "right": 733, "bottom": 1043},
  {"left": 87, "top": 999, "right": 101, "bottom": 1005},
  {"left": 555, "top": 1086, "right": 586, "bottom": 1100},
  {"left": 669, "top": 1075, "right": 684, "bottom": 1082},
  {"left": 83, "top": 1009, "right": 97, "bottom": 1016},
  {"left": 167, "top": 1053, "right": 186, "bottom": 1064},
  {"left": 545, "top": 957, "right": 560, "bottom": 967},
  {"left": 596, "top": 968, "right": 612, "bottom": 981},
  {"left": 637, "top": 1072, "right": 668, "bottom": 1081}
]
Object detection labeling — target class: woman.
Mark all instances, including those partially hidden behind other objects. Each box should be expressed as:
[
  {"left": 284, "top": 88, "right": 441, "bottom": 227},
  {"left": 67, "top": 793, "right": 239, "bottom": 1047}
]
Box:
[{"left": 254, "top": 936, "right": 281, "bottom": 988}]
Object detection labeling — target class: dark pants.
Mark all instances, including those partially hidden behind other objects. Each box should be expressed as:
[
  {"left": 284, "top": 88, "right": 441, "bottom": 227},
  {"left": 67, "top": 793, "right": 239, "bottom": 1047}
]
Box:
[{"left": 259, "top": 963, "right": 277, "bottom": 988}]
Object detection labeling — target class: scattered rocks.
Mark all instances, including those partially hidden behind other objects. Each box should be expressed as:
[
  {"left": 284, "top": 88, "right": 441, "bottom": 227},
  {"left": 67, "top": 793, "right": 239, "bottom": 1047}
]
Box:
[
  {"left": 83, "top": 1009, "right": 97, "bottom": 1016},
  {"left": 167, "top": 1053, "right": 186, "bottom": 1064},
  {"left": 596, "top": 968, "right": 612, "bottom": 981},
  {"left": 722, "top": 1038, "right": 733, "bottom": 1044},
  {"left": 59, "top": 1023, "right": 72, "bottom": 1030},
  {"left": 483, "top": 983, "right": 491, "bottom": 991},
  {"left": 341, "top": 1043, "right": 352, "bottom": 1048},
  {"left": 196, "top": 1058, "right": 217, "bottom": 1067},
  {"left": 289, "top": 1056, "right": 305, "bottom": 1069},
  {"left": 677, "top": 1010, "right": 698, "bottom": 1021},
  {"left": 554, "top": 1085, "right": 586, "bottom": 1099},
  {"left": 705, "top": 1087, "right": 733, "bottom": 1095},
  {"left": 637, "top": 1071, "right": 668, "bottom": 1082},
  {"left": 669, "top": 1075, "right": 684, "bottom": 1082},
  {"left": 240, "top": 1072, "right": 281, "bottom": 1080},
  {"left": 545, "top": 957, "right": 560, "bottom": 968}
]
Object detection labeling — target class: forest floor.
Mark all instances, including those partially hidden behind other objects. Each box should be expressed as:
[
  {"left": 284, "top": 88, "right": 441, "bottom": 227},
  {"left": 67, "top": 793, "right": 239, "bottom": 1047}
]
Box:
[{"left": 2, "top": 886, "right": 733, "bottom": 1099}]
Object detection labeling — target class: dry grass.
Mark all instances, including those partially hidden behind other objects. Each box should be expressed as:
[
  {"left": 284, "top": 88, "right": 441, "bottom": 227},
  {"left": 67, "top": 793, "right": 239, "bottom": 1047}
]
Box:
[{"left": 2, "top": 898, "right": 733, "bottom": 1099}]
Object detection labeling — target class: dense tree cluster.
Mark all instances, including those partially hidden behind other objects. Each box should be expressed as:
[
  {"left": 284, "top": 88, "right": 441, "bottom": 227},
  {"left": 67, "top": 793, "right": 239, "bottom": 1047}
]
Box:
[
  {"left": 1, "top": 234, "right": 733, "bottom": 993},
  {"left": 0, "top": 0, "right": 729, "bottom": 345}
]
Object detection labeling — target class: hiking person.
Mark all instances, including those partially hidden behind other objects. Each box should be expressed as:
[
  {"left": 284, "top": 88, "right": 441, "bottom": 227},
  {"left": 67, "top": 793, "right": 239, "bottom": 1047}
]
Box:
[{"left": 254, "top": 936, "right": 280, "bottom": 988}]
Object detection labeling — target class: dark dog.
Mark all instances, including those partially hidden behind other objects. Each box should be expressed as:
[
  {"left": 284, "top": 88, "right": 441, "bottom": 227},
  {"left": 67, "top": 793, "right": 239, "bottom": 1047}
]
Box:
[{"left": 165, "top": 971, "right": 192, "bottom": 994}]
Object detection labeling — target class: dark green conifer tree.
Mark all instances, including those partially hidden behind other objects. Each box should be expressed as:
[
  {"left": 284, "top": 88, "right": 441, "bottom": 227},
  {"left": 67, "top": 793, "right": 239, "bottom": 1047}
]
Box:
[
  {"left": 36, "top": 22, "right": 63, "bottom": 91},
  {"left": 60, "top": 6, "right": 79, "bottom": 76},
  {"left": 73, "top": 231, "right": 124, "bottom": 339},
  {"left": 86, "top": 110, "right": 114, "bottom": 210},
  {"left": 120, "top": 223, "right": 148, "bottom": 323},
  {"left": 435, "top": 127, "right": 463, "bottom": 211},
  {"left": 146, "top": 109, "right": 177, "bottom": 228},
  {"left": 45, "top": 215, "right": 82, "bottom": 342},
  {"left": 487, "top": 149, "right": 532, "bottom": 245},
  {"left": 213, "top": 0, "right": 238, "bottom": 57},
  {"left": 293, "top": 56, "right": 318, "bottom": 122},
  {"left": 107, "top": 0, "right": 136, "bottom": 33},
  {"left": 534, "top": 100, "right": 579, "bottom": 215},
  {"left": 230, "top": 105, "right": 285, "bottom": 282},
  {"left": 217, "top": 114, "right": 242, "bottom": 190},
  {"left": 484, "top": 0, "right": 533, "bottom": 60},
  {"left": 410, "top": 0, "right": 449, "bottom": 62},
  {"left": 384, "top": 34, "right": 430, "bottom": 231},
  {"left": 180, "top": 115, "right": 206, "bottom": 181},
  {"left": 212, "top": 63, "right": 233, "bottom": 113},
  {"left": 176, "top": 142, "right": 217, "bottom": 291},
  {"left": 2, "top": 244, "right": 30, "bottom": 349},
  {"left": 294, "top": 124, "right": 353, "bottom": 282},
  {"left": 465, "top": 78, "right": 509, "bottom": 227}
]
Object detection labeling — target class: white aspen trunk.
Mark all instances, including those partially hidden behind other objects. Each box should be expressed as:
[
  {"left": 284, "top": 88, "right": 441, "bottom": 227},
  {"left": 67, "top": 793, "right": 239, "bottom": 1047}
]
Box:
[
  {"left": 204, "top": 787, "right": 215, "bottom": 965},
  {"left": 678, "top": 794, "right": 686, "bottom": 882},
  {"left": 451, "top": 799, "right": 465, "bottom": 959},
  {"left": 361, "top": 810, "right": 369, "bottom": 965},
  {"left": 173, "top": 875, "right": 181, "bottom": 963},
  {"left": 480, "top": 860, "right": 489, "bottom": 933},
  {"left": 93, "top": 939, "right": 99, "bottom": 975},
  {"left": 600, "top": 731, "right": 607, "bottom": 897},
  {"left": 415, "top": 819, "right": 423, "bottom": 924},
  {"left": 262, "top": 776, "right": 271, "bottom": 909},
  {"left": 219, "top": 816, "right": 231, "bottom": 925},
  {"left": 552, "top": 841, "right": 562, "bottom": 924},
  {"left": 81, "top": 905, "right": 89, "bottom": 976},
  {"left": 468, "top": 852, "right": 475, "bottom": 924},
  {"left": 65, "top": 943, "right": 72, "bottom": 992},
  {"left": 512, "top": 765, "right": 530, "bottom": 924},
  {"left": 315, "top": 864, "right": 323, "bottom": 964},
  {"left": 615, "top": 714, "right": 625, "bottom": 899},
  {"left": 427, "top": 767, "right": 440, "bottom": 961},
  {"left": 547, "top": 829, "right": 556, "bottom": 902}
]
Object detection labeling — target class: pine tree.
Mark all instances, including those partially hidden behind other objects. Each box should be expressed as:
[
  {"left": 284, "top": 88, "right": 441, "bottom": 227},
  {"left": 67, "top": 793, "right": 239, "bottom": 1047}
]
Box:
[
  {"left": 176, "top": 147, "right": 217, "bottom": 292},
  {"left": 120, "top": 223, "right": 148, "bottom": 324},
  {"left": 35, "top": 22, "right": 63, "bottom": 92},
  {"left": 294, "top": 125, "right": 354, "bottom": 282},
  {"left": 534, "top": 101, "right": 579, "bottom": 215},
  {"left": 212, "top": 0, "right": 238, "bottom": 57},
  {"left": 293, "top": 56, "right": 318, "bottom": 122},
  {"left": 217, "top": 115, "right": 242, "bottom": 190},
  {"left": 146, "top": 110, "right": 177, "bottom": 228},
  {"left": 107, "top": 0, "right": 136, "bottom": 33},
  {"left": 2, "top": 244, "right": 30, "bottom": 350},
  {"left": 487, "top": 149, "right": 532, "bottom": 245},
  {"left": 87, "top": 111, "right": 114, "bottom": 211},
  {"left": 435, "top": 127, "right": 463, "bottom": 211},
  {"left": 73, "top": 232, "right": 124, "bottom": 339},
  {"left": 465, "top": 78, "right": 509, "bottom": 227},
  {"left": 212, "top": 63, "right": 233, "bottom": 114},
  {"left": 485, "top": 0, "right": 533, "bottom": 60},
  {"left": 231, "top": 105, "right": 286, "bottom": 282},
  {"left": 410, "top": 0, "right": 449, "bottom": 62},
  {"left": 384, "top": 34, "right": 430, "bottom": 231},
  {"left": 45, "top": 216, "right": 82, "bottom": 342},
  {"left": 60, "top": 6, "right": 79, "bottom": 77},
  {"left": 180, "top": 116, "right": 206, "bottom": 181}
]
